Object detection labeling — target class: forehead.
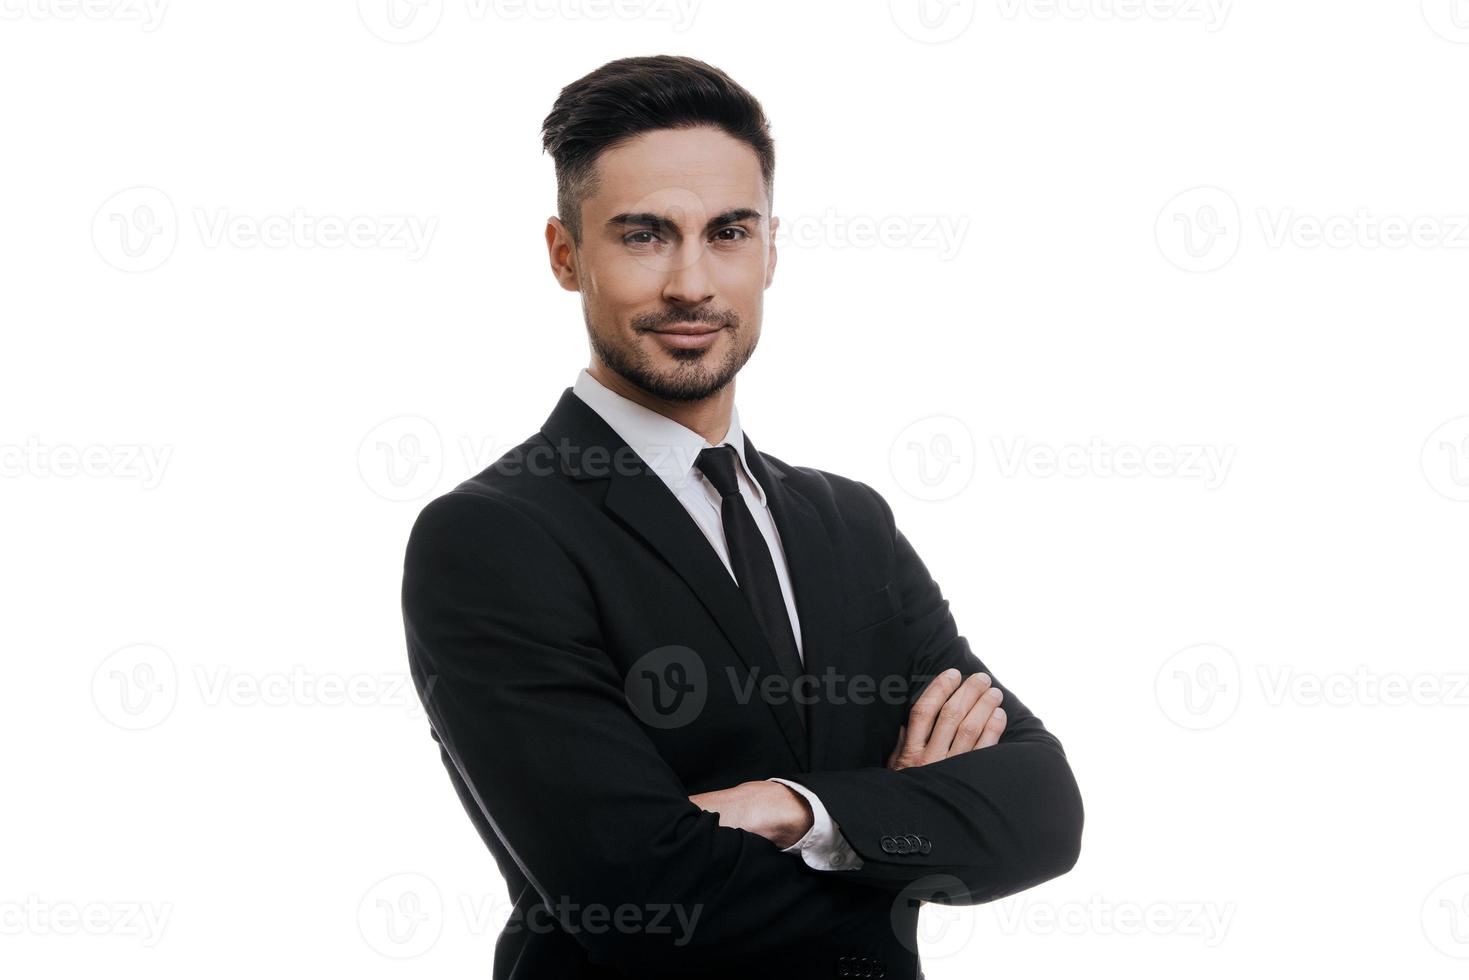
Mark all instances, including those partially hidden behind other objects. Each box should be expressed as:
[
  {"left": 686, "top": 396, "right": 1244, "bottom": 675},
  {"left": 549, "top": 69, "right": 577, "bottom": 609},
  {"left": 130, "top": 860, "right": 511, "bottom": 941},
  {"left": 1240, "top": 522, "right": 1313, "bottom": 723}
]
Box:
[{"left": 585, "top": 126, "right": 766, "bottom": 218}]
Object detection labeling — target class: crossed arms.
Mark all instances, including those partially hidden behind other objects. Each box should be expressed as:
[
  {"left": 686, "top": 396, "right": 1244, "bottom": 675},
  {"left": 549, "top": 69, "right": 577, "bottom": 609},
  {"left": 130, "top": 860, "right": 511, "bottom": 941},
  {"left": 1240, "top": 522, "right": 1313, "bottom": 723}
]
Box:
[
  {"left": 687, "top": 664, "right": 1014, "bottom": 851},
  {"left": 401, "top": 484, "right": 1083, "bottom": 974}
]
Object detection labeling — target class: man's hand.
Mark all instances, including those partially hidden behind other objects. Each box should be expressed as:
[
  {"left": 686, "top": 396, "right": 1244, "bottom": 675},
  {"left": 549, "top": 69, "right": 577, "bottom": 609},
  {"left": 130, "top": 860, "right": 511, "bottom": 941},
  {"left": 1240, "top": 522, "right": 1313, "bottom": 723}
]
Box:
[
  {"left": 886, "top": 668, "right": 1006, "bottom": 771},
  {"left": 688, "top": 780, "right": 814, "bottom": 849}
]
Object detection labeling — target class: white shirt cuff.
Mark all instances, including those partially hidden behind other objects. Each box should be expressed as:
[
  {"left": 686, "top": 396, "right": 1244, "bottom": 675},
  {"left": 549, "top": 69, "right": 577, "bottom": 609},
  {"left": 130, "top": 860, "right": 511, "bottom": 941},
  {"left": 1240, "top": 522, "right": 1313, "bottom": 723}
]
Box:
[{"left": 766, "top": 778, "right": 864, "bottom": 871}]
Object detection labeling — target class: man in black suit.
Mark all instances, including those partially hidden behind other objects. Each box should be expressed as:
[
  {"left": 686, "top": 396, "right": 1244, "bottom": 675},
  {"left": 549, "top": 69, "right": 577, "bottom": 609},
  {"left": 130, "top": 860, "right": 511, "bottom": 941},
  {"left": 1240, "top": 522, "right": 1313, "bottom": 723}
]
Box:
[{"left": 401, "top": 54, "right": 1083, "bottom": 979}]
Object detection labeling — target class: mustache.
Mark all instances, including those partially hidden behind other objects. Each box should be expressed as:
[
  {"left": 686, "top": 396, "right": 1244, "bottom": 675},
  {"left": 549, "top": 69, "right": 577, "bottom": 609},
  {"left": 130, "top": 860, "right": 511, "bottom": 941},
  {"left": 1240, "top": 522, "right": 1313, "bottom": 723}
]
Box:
[{"left": 634, "top": 310, "right": 738, "bottom": 331}]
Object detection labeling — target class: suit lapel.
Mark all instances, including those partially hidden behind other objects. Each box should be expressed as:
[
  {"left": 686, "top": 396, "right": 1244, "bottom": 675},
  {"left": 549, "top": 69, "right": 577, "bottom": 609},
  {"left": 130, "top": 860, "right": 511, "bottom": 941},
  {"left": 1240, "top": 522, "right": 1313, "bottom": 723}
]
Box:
[
  {"left": 539, "top": 388, "right": 824, "bottom": 771},
  {"left": 741, "top": 432, "right": 843, "bottom": 771}
]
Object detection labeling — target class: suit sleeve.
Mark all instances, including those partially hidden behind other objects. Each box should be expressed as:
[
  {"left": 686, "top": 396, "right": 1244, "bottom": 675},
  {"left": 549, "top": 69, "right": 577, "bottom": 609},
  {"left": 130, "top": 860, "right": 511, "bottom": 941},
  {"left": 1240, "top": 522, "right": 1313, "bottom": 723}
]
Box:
[
  {"left": 770, "top": 483, "right": 1084, "bottom": 904},
  {"left": 401, "top": 490, "right": 897, "bottom": 974}
]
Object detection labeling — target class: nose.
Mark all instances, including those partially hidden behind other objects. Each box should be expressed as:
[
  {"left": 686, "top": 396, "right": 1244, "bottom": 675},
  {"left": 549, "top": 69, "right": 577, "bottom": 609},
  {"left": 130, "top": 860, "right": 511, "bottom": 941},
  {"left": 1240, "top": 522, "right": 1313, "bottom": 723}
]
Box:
[{"left": 660, "top": 239, "right": 716, "bottom": 307}]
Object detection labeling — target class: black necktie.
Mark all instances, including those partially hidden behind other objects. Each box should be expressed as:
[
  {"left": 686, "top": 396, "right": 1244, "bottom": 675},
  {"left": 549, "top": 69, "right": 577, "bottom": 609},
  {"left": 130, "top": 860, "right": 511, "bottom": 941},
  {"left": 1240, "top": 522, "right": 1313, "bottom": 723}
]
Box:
[{"left": 694, "top": 444, "right": 808, "bottom": 731}]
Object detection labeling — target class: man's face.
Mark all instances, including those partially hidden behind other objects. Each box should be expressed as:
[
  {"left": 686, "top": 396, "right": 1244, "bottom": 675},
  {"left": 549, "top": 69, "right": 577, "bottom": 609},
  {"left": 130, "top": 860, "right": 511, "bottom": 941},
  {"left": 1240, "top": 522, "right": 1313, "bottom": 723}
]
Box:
[{"left": 548, "top": 125, "right": 777, "bottom": 403}]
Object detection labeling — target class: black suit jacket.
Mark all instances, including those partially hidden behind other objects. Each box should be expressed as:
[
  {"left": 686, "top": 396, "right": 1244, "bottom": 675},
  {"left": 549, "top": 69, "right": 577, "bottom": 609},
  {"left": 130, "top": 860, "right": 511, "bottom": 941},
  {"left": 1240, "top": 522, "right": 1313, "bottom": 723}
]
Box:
[{"left": 401, "top": 387, "right": 1084, "bottom": 979}]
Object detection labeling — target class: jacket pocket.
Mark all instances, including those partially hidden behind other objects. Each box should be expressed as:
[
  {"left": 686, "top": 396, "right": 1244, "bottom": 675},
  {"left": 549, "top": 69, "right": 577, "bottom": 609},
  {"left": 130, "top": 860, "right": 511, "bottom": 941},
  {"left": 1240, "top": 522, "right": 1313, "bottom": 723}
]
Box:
[{"left": 841, "top": 581, "right": 900, "bottom": 634}]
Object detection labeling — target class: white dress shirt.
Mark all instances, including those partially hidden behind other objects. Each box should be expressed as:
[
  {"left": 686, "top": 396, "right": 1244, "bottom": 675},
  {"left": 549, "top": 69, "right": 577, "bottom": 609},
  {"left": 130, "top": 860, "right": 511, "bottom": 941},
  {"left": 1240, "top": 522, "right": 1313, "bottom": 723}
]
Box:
[{"left": 572, "top": 368, "right": 862, "bottom": 871}]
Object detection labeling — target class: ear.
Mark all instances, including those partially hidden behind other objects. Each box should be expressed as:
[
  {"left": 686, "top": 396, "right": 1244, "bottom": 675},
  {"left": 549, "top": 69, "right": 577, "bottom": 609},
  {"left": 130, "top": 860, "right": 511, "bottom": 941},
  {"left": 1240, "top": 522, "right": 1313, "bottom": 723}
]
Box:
[
  {"left": 545, "top": 216, "right": 581, "bottom": 293},
  {"left": 765, "top": 214, "right": 779, "bottom": 289}
]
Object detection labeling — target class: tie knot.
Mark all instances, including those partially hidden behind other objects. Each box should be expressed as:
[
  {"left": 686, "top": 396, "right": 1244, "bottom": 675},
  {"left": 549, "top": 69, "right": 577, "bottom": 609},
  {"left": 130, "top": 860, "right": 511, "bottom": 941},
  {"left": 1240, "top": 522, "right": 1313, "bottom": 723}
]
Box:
[{"left": 695, "top": 444, "right": 742, "bottom": 498}]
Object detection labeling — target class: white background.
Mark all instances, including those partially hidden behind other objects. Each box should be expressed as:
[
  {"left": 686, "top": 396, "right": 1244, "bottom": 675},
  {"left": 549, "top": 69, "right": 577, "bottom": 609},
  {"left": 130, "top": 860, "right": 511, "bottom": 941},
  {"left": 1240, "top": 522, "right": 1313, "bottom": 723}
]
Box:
[{"left": 4, "top": 1, "right": 1469, "bottom": 976}]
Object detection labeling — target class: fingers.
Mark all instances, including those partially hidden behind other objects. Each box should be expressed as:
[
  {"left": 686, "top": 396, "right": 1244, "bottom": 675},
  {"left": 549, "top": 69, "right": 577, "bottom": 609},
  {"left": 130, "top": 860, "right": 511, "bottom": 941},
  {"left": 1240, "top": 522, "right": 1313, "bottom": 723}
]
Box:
[
  {"left": 892, "top": 669, "right": 1009, "bottom": 770},
  {"left": 900, "top": 668, "right": 965, "bottom": 765},
  {"left": 974, "top": 705, "right": 1006, "bottom": 749},
  {"left": 951, "top": 687, "right": 1010, "bottom": 758},
  {"left": 925, "top": 672, "right": 993, "bottom": 763}
]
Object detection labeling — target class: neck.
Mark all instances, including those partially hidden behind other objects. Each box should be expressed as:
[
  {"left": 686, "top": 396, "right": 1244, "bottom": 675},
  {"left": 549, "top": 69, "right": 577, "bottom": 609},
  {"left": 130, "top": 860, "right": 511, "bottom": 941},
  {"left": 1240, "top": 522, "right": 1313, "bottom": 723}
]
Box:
[{"left": 587, "top": 363, "right": 734, "bottom": 446}]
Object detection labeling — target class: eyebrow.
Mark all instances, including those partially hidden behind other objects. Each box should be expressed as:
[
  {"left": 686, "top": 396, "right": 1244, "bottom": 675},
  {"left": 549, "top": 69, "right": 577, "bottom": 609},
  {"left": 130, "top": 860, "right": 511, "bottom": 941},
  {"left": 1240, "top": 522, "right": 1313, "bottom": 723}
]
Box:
[{"left": 605, "top": 208, "right": 763, "bottom": 237}]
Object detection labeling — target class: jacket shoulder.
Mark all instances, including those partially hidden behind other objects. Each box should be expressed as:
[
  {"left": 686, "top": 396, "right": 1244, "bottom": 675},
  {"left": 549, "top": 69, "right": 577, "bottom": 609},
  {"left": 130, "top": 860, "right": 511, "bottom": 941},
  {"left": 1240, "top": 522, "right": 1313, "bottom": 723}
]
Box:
[
  {"left": 404, "top": 433, "right": 572, "bottom": 549},
  {"left": 760, "top": 451, "right": 891, "bottom": 530}
]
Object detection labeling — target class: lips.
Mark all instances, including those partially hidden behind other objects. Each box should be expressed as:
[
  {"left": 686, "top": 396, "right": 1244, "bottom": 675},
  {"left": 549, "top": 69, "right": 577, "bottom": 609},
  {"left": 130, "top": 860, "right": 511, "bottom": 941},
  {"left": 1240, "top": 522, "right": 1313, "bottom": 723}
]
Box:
[
  {"left": 648, "top": 324, "right": 724, "bottom": 350},
  {"left": 652, "top": 323, "right": 723, "bottom": 335}
]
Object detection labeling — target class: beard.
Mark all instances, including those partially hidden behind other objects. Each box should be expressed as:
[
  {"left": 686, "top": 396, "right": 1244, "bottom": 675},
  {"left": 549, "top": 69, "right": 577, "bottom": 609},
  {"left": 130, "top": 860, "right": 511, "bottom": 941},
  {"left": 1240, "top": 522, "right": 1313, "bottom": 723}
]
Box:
[{"left": 585, "top": 306, "right": 756, "bottom": 403}]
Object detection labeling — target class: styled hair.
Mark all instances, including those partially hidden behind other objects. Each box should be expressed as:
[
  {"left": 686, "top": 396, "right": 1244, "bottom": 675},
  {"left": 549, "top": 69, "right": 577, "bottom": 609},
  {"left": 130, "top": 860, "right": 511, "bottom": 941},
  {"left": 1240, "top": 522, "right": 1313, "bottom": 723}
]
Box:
[{"left": 540, "top": 55, "right": 775, "bottom": 246}]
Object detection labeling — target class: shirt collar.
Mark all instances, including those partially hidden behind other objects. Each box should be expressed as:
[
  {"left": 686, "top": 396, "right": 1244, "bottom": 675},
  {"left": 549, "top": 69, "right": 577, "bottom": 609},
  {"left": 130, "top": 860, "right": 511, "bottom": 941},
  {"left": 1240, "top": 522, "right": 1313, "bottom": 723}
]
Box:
[{"left": 571, "top": 367, "right": 767, "bottom": 507}]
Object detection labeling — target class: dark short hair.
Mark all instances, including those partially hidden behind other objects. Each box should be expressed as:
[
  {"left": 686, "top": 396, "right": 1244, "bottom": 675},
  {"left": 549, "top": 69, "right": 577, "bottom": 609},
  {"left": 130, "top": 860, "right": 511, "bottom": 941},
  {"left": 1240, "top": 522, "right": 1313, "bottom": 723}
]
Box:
[{"left": 540, "top": 54, "right": 775, "bottom": 246}]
